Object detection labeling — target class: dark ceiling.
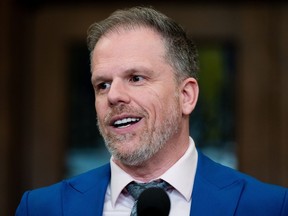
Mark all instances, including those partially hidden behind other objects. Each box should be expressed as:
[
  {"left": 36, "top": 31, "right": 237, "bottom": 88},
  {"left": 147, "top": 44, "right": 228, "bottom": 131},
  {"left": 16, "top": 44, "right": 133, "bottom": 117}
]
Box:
[{"left": 16, "top": 0, "right": 279, "bottom": 10}]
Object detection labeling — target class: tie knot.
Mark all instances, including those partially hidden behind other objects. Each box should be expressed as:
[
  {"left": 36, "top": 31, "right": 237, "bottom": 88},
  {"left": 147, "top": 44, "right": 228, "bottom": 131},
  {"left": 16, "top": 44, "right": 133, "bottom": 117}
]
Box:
[{"left": 126, "top": 180, "right": 170, "bottom": 200}]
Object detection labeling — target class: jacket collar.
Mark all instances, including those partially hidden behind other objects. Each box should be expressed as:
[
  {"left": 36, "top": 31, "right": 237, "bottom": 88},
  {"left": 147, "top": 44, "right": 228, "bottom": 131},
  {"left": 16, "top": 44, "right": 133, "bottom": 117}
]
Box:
[
  {"left": 190, "top": 151, "right": 245, "bottom": 215},
  {"left": 62, "top": 164, "right": 111, "bottom": 216}
]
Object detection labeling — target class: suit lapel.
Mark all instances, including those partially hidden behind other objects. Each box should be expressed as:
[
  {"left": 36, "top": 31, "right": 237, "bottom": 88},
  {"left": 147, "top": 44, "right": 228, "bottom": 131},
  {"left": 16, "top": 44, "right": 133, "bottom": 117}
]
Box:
[
  {"left": 62, "top": 164, "right": 111, "bottom": 216},
  {"left": 190, "top": 152, "right": 245, "bottom": 216},
  {"left": 60, "top": 152, "right": 245, "bottom": 215}
]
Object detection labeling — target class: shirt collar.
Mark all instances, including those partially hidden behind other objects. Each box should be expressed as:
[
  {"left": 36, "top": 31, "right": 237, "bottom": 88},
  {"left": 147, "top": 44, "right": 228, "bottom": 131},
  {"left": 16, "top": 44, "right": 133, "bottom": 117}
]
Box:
[
  {"left": 110, "top": 159, "right": 134, "bottom": 208},
  {"left": 160, "top": 137, "right": 198, "bottom": 201},
  {"left": 109, "top": 137, "right": 198, "bottom": 206}
]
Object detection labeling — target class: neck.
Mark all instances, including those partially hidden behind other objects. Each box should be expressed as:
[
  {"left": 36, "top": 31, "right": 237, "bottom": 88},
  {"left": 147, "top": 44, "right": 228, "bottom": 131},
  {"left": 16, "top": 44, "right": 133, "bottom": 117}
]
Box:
[{"left": 114, "top": 135, "right": 190, "bottom": 182}]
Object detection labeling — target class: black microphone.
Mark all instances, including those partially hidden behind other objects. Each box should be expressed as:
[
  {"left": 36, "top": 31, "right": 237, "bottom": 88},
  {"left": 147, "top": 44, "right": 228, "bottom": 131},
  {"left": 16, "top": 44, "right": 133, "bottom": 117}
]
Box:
[{"left": 137, "top": 187, "right": 171, "bottom": 216}]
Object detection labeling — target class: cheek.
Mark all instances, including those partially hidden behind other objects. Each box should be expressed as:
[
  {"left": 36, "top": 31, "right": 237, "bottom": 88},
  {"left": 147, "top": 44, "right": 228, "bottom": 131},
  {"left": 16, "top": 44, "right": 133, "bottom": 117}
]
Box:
[
  {"left": 95, "top": 95, "right": 107, "bottom": 109},
  {"left": 140, "top": 90, "right": 169, "bottom": 121},
  {"left": 95, "top": 100, "right": 106, "bottom": 120}
]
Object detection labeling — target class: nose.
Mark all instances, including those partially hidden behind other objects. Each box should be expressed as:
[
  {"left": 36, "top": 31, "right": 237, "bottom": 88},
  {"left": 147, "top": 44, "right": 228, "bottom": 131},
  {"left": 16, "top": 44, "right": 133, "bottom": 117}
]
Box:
[{"left": 107, "top": 79, "right": 131, "bottom": 106}]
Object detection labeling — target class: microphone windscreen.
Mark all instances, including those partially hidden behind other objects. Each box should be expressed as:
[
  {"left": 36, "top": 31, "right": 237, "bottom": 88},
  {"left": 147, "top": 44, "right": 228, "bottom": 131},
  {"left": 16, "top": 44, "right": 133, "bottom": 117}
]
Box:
[{"left": 137, "top": 187, "right": 171, "bottom": 216}]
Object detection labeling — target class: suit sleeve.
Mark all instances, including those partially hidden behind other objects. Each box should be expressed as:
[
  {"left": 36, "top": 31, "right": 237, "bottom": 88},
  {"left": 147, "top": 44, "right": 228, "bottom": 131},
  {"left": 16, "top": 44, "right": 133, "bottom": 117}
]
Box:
[
  {"left": 15, "top": 191, "right": 30, "bottom": 216},
  {"left": 281, "top": 189, "right": 288, "bottom": 216}
]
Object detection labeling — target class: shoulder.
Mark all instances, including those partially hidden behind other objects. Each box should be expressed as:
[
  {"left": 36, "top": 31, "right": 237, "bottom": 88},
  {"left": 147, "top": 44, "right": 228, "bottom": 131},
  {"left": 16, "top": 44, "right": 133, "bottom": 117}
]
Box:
[
  {"left": 197, "top": 150, "right": 286, "bottom": 189},
  {"left": 30, "top": 163, "right": 110, "bottom": 198},
  {"left": 197, "top": 151, "right": 288, "bottom": 214},
  {"left": 197, "top": 150, "right": 287, "bottom": 193},
  {"left": 15, "top": 182, "right": 63, "bottom": 216},
  {"left": 16, "top": 164, "right": 111, "bottom": 216}
]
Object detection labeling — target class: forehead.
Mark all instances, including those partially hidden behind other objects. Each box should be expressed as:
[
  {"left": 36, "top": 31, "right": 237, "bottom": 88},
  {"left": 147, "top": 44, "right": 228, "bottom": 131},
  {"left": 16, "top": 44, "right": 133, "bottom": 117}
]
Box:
[
  {"left": 91, "top": 27, "right": 168, "bottom": 72},
  {"left": 93, "top": 27, "right": 166, "bottom": 57}
]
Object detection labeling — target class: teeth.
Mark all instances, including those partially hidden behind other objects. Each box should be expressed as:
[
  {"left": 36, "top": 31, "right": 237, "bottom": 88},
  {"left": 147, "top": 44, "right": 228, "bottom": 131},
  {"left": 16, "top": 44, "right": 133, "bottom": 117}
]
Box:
[{"left": 114, "top": 118, "right": 140, "bottom": 127}]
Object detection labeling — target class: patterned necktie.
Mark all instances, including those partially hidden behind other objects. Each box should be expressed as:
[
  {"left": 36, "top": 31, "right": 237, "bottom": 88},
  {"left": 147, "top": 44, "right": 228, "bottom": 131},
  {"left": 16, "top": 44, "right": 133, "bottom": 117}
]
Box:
[{"left": 126, "top": 180, "right": 170, "bottom": 216}]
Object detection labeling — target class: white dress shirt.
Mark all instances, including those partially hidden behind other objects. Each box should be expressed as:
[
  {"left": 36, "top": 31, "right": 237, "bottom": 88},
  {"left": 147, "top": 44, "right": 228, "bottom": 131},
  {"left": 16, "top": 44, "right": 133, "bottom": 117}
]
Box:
[{"left": 103, "top": 137, "right": 198, "bottom": 216}]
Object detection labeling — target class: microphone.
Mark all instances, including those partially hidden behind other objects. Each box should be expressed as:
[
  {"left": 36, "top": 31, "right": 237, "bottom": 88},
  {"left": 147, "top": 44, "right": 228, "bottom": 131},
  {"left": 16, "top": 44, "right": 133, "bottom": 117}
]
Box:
[{"left": 137, "top": 187, "right": 171, "bottom": 216}]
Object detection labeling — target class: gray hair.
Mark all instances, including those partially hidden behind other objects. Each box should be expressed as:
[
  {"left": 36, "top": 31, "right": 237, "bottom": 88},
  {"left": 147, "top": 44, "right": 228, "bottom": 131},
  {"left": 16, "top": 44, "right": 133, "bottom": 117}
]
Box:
[{"left": 87, "top": 6, "right": 199, "bottom": 81}]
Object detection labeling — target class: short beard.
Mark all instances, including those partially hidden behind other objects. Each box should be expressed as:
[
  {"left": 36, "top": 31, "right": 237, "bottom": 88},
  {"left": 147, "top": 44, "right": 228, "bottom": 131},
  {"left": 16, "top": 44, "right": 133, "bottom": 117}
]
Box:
[{"left": 97, "top": 93, "right": 181, "bottom": 166}]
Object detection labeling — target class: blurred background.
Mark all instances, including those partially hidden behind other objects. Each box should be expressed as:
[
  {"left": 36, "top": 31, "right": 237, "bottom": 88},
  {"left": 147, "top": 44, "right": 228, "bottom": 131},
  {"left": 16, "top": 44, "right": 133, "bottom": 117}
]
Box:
[{"left": 1, "top": 0, "right": 288, "bottom": 215}]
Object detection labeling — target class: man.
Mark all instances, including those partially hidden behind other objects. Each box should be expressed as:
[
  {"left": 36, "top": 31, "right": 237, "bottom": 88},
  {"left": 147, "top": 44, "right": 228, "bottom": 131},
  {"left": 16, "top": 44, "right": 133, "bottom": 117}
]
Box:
[{"left": 16, "top": 6, "right": 288, "bottom": 216}]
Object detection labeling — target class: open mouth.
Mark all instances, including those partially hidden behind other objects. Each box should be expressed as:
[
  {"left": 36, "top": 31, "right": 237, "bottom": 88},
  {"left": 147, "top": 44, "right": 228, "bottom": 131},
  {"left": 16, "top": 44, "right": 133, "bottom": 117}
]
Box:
[{"left": 113, "top": 117, "right": 141, "bottom": 128}]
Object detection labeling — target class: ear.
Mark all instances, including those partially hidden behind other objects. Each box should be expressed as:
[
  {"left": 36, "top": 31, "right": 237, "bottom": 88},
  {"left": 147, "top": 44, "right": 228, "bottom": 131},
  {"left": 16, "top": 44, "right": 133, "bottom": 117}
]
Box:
[{"left": 180, "top": 78, "right": 199, "bottom": 115}]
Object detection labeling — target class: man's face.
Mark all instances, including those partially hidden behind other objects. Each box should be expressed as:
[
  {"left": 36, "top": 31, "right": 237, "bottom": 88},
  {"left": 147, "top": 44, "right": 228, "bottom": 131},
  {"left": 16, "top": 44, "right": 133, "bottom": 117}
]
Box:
[{"left": 91, "top": 27, "right": 183, "bottom": 166}]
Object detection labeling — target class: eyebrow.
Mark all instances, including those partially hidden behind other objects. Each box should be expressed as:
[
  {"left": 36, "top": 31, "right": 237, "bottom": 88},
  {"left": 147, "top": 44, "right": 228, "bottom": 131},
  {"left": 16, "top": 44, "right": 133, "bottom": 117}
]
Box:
[
  {"left": 91, "top": 74, "right": 107, "bottom": 87},
  {"left": 91, "top": 67, "right": 154, "bottom": 84}
]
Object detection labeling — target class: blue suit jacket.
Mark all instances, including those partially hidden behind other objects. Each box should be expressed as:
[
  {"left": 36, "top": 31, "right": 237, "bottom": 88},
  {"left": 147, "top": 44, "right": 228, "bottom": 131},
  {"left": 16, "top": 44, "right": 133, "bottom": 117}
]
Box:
[{"left": 16, "top": 151, "right": 288, "bottom": 215}]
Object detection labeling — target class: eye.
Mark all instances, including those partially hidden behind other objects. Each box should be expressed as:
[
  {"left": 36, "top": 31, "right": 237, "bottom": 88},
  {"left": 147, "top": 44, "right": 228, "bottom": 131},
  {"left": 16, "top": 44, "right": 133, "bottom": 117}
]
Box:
[
  {"left": 97, "top": 82, "right": 111, "bottom": 91},
  {"left": 130, "top": 75, "right": 144, "bottom": 83}
]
